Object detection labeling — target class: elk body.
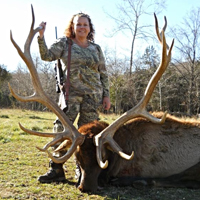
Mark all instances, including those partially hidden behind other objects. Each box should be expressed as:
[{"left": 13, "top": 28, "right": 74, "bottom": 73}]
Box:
[
  {"left": 11, "top": 5, "right": 200, "bottom": 193},
  {"left": 75, "top": 114, "right": 200, "bottom": 191}
]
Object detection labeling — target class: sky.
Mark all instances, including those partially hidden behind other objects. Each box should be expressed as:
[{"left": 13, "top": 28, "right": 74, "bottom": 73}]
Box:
[{"left": 1, "top": 0, "right": 200, "bottom": 72}]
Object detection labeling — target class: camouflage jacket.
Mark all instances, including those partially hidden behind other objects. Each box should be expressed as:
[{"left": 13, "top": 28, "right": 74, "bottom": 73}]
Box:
[{"left": 38, "top": 36, "right": 109, "bottom": 97}]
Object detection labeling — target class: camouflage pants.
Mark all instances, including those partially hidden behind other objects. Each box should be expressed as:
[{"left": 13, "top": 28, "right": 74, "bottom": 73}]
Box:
[{"left": 53, "top": 90, "right": 102, "bottom": 156}]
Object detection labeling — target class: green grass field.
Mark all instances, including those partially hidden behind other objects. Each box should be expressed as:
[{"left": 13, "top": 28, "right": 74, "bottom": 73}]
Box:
[{"left": 1, "top": 109, "right": 200, "bottom": 200}]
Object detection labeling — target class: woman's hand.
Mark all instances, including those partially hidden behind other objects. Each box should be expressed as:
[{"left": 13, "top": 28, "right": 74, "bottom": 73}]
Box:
[
  {"left": 103, "top": 96, "right": 111, "bottom": 110},
  {"left": 39, "top": 22, "right": 46, "bottom": 38}
]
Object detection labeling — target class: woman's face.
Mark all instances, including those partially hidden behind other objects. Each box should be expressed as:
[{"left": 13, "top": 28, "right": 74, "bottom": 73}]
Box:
[{"left": 73, "top": 16, "right": 90, "bottom": 40}]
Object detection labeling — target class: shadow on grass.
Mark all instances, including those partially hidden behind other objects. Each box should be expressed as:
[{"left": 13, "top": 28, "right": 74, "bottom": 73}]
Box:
[
  {"left": 39, "top": 179, "right": 76, "bottom": 187},
  {"left": 29, "top": 116, "right": 53, "bottom": 121}
]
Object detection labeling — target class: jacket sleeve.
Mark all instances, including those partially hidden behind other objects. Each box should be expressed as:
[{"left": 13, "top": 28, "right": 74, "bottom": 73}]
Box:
[
  {"left": 96, "top": 45, "right": 110, "bottom": 97},
  {"left": 37, "top": 36, "right": 66, "bottom": 61}
]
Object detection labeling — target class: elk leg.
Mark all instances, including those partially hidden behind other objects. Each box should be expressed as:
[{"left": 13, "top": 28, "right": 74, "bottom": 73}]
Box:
[
  {"left": 153, "top": 162, "right": 200, "bottom": 189},
  {"left": 109, "top": 162, "right": 200, "bottom": 189}
]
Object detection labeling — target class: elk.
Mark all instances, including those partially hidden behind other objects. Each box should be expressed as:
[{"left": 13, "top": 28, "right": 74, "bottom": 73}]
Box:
[{"left": 9, "top": 5, "right": 200, "bottom": 192}]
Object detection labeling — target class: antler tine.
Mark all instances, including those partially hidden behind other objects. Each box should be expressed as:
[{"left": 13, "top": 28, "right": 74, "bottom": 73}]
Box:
[
  {"left": 94, "top": 14, "right": 174, "bottom": 169},
  {"left": 154, "top": 13, "right": 169, "bottom": 49},
  {"left": 19, "top": 122, "right": 74, "bottom": 153},
  {"left": 46, "top": 134, "right": 85, "bottom": 163},
  {"left": 19, "top": 122, "right": 55, "bottom": 137},
  {"left": 9, "top": 5, "right": 84, "bottom": 162}
]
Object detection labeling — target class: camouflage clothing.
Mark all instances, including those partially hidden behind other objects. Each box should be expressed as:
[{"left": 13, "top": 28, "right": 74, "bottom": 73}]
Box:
[
  {"left": 55, "top": 89, "right": 102, "bottom": 128},
  {"left": 52, "top": 89, "right": 102, "bottom": 157},
  {"left": 37, "top": 36, "right": 109, "bottom": 138},
  {"left": 38, "top": 36, "right": 109, "bottom": 97}
]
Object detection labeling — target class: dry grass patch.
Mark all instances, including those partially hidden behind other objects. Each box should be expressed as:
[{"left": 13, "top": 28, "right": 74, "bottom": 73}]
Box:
[{"left": 1, "top": 109, "right": 200, "bottom": 199}]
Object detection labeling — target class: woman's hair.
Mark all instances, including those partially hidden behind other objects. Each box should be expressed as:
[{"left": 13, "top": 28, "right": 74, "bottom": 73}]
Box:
[{"left": 64, "top": 13, "right": 95, "bottom": 42}]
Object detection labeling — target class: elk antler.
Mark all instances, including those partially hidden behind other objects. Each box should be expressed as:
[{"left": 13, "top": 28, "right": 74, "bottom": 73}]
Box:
[
  {"left": 9, "top": 5, "right": 85, "bottom": 163},
  {"left": 94, "top": 14, "right": 174, "bottom": 169}
]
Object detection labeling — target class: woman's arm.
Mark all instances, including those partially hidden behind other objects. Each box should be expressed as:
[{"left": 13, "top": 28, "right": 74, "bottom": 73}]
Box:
[
  {"left": 37, "top": 21, "right": 65, "bottom": 61},
  {"left": 97, "top": 45, "right": 111, "bottom": 110}
]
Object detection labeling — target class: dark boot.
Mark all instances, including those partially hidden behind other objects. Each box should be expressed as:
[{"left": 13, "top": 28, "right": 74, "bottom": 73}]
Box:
[{"left": 38, "top": 160, "right": 66, "bottom": 183}]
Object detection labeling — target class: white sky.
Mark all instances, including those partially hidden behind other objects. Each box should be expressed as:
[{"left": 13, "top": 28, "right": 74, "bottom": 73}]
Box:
[{"left": 1, "top": 0, "right": 200, "bottom": 72}]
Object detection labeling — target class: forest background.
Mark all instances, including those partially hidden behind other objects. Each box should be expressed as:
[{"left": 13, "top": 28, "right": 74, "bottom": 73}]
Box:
[{"left": 1, "top": 0, "right": 200, "bottom": 117}]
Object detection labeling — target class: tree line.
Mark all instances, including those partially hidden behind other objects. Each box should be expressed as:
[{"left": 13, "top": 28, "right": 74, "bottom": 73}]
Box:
[
  {"left": 0, "top": 45, "right": 200, "bottom": 117},
  {"left": 1, "top": 1, "right": 200, "bottom": 117},
  {"left": 105, "top": 45, "right": 200, "bottom": 116}
]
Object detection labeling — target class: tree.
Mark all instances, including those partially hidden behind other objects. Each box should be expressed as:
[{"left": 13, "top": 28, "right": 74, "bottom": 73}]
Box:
[
  {"left": 0, "top": 64, "right": 11, "bottom": 86},
  {"left": 105, "top": 47, "right": 129, "bottom": 114},
  {"left": 10, "top": 64, "right": 32, "bottom": 108},
  {"left": 10, "top": 55, "right": 57, "bottom": 110},
  {"left": 0, "top": 65, "right": 12, "bottom": 107},
  {"left": 141, "top": 45, "right": 160, "bottom": 69},
  {"left": 170, "top": 7, "right": 200, "bottom": 115},
  {"left": 104, "top": 0, "right": 166, "bottom": 75}
]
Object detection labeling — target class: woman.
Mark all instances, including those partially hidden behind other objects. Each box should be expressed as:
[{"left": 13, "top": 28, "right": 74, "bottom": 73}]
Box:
[{"left": 37, "top": 13, "right": 110, "bottom": 183}]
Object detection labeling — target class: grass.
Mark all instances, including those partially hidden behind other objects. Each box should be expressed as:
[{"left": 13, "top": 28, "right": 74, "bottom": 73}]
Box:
[{"left": 1, "top": 109, "right": 200, "bottom": 200}]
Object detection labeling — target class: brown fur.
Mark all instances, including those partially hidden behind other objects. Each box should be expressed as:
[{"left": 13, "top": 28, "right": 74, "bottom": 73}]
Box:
[
  {"left": 78, "top": 120, "right": 109, "bottom": 136},
  {"left": 74, "top": 112, "right": 200, "bottom": 192},
  {"left": 127, "top": 112, "right": 200, "bottom": 127}
]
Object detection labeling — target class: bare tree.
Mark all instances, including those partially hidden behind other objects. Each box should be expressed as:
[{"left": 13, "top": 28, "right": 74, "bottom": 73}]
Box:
[
  {"left": 0, "top": 65, "right": 12, "bottom": 107},
  {"left": 10, "top": 64, "right": 32, "bottom": 108},
  {"left": 105, "top": 47, "right": 129, "bottom": 114},
  {"left": 104, "top": 0, "right": 166, "bottom": 75},
  {"left": 170, "top": 7, "right": 200, "bottom": 115},
  {"left": 11, "top": 55, "right": 57, "bottom": 110},
  {"left": 32, "top": 54, "right": 57, "bottom": 102}
]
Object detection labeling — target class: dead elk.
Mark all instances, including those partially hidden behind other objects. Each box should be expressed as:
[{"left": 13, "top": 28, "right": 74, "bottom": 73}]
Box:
[
  {"left": 11, "top": 5, "right": 200, "bottom": 193},
  {"left": 74, "top": 114, "right": 200, "bottom": 191}
]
